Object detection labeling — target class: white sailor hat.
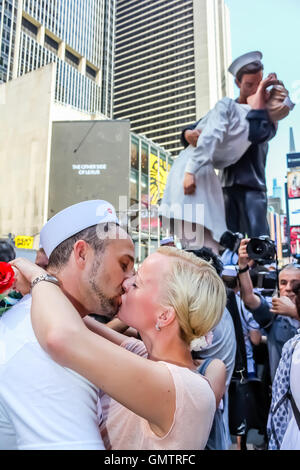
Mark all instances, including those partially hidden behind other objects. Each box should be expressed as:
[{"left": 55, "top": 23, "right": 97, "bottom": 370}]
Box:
[
  {"left": 160, "top": 236, "right": 175, "bottom": 246},
  {"left": 40, "top": 200, "right": 119, "bottom": 258},
  {"left": 228, "top": 51, "right": 263, "bottom": 77},
  {"left": 222, "top": 265, "right": 238, "bottom": 277}
]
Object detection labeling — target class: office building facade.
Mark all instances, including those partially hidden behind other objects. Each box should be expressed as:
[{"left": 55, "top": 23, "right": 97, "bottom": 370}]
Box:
[
  {"left": 0, "top": 64, "right": 172, "bottom": 262},
  {"left": 0, "top": 0, "right": 115, "bottom": 116},
  {"left": 114, "top": 0, "right": 233, "bottom": 156}
]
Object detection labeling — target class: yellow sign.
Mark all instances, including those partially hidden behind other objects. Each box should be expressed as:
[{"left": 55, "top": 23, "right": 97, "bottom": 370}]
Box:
[
  {"left": 150, "top": 154, "right": 171, "bottom": 205},
  {"left": 14, "top": 236, "right": 34, "bottom": 249}
]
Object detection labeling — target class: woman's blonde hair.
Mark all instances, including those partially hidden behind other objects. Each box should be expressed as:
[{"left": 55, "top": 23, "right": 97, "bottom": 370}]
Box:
[{"left": 157, "top": 246, "right": 226, "bottom": 344}]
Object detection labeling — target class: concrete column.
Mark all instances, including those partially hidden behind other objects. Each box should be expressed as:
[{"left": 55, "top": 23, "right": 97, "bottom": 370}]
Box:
[
  {"left": 37, "top": 25, "right": 45, "bottom": 46},
  {"left": 193, "top": 0, "right": 211, "bottom": 118},
  {"left": 78, "top": 56, "right": 86, "bottom": 75},
  {"left": 58, "top": 41, "right": 65, "bottom": 60},
  {"left": 96, "top": 69, "right": 102, "bottom": 87}
]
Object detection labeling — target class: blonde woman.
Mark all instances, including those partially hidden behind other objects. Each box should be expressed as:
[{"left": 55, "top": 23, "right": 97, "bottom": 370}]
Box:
[{"left": 11, "top": 247, "right": 226, "bottom": 450}]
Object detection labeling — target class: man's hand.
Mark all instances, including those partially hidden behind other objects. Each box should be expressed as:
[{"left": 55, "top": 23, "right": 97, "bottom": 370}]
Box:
[
  {"left": 237, "top": 238, "right": 261, "bottom": 310},
  {"left": 260, "top": 73, "right": 278, "bottom": 89},
  {"left": 183, "top": 172, "right": 196, "bottom": 195},
  {"left": 184, "top": 129, "right": 202, "bottom": 147},
  {"left": 247, "top": 73, "right": 279, "bottom": 109},
  {"left": 238, "top": 238, "right": 251, "bottom": 269},
  {"left": 270, "top": 296, "right": 298, "bottom": 319}
]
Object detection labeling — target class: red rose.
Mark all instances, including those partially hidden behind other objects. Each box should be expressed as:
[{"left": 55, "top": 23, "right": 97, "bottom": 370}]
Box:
[{"left": 0, "top": 262, "right": 15, "bottom": 294}]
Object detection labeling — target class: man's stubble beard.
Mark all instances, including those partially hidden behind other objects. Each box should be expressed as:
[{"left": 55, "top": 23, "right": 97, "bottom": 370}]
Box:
[{"left": 88, "top": 258, "right": 120, "bottom": 319}]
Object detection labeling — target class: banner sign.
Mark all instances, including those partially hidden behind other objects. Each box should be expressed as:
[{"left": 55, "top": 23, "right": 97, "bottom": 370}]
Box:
[
  {"left": 287, "top": 171, "right": 300, "bottom": 198},
  {"left": 288, "top": 198, "right": 300, "bottom": 226},
  {"left": 14, "top": 236, "right": 34, "bottom": 249},
  {"left": 287, "top": 152, "right": 300, "bottom": 169},
  {"left": 290, "top": 226, "right": 300, "bottom": 255}
]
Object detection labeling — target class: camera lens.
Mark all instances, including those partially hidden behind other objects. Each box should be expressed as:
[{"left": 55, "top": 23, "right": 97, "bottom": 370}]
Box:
[
  {"left": 246, "top": 237, "right": 276, "bottom": 264},
  {"left": 253, "top": 243, "right": 264, "bottom": 254}
]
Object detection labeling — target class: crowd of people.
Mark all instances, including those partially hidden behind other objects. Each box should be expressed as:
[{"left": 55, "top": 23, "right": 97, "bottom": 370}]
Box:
[
  {"left": 0, "top": 205, "right": 299, "bottom": 451},
  {"left": 0, "top": 50, "right": 299, "bottom": 451}
]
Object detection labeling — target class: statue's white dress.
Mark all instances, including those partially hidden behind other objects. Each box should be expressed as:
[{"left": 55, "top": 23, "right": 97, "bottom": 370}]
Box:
[{"left": 160, "top": 98, "right": 251, "bottom": 243}]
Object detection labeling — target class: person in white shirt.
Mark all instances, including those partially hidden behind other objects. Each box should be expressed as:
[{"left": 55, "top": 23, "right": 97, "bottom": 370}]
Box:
[
  {"left": 0, "top": 200, "right": 135, "bottom": 450},
  {"left": 11, "top": 247, "right": 227, "bottom": 450},
  {"left": 235, "top": 292, "right": 262, "bottom": 377}
]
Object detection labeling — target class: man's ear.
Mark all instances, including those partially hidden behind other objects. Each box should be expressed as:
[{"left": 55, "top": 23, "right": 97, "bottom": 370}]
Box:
[
  {"left": 72, "top": 240, "right": 90, "bottom": 269},
  {"left": 235, "top": 78, "right": 241, "bottom": 89}
]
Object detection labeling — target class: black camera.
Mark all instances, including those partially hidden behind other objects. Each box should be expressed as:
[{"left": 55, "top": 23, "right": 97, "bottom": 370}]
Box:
[
  {"left": 220, "top": 230, "right": 243, "bottom": 252},
  {"left": 246, "top": 236, "right": 276, "bottom": 264},
  {"left": 249, "top": 267, "right": 277, "bottom": 292}
]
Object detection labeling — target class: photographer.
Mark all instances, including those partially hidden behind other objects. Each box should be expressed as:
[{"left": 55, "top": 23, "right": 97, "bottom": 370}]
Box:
[{"left": 237, "top": 238, "right": 300, "bottom": 382}]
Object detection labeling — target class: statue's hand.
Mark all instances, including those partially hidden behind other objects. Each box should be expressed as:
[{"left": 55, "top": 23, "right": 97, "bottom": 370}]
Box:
[
  {"left": 184, "top": 129, "right": 202, "bottom": 147},
  {"left": 183, "top": 172, "right": 196, "bottom": 195}
]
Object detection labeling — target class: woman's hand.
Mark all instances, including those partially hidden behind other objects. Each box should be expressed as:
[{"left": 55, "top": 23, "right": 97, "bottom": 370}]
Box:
[
  {"left": 10, "top": 258, "right": 47, "bottom": 295},
  {"left": 183, "top": 172, "right": 196, "bottom": 195}
]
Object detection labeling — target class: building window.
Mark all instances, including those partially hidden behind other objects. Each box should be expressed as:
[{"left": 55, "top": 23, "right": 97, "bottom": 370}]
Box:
[
  {"left": 21, "top": 16, "right": 38, "bottom": 39},
  {"left": 86, "top": 64, "right": 96, "bottom": 80},
  {"left": 45, "top": 34, "right": 58, "bottom": 54},
  {"left": 65, "top": 49, "right": 79, "bottom": 68},
  {"left": 131, "top": 139, "right": 139, "bottom": 170},
  {"left": 141, "top": 143, "right": 149, "bottom": 176},
  {"left": 130, "top": 169, "right": 139, "bottom": 206}
]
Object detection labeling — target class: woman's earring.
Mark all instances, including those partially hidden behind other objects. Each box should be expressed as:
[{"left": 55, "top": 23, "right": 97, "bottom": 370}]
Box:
[{"left": 155, "top": 322, "right": 161, "bottom": 331}]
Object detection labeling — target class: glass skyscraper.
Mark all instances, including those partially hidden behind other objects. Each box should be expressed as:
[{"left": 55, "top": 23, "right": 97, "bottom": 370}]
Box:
[
  {"left": 114, "top": 0, "right": 233, "bottom": 156},
  {"left": 0, "top": 0, "right": 115, "bottom": 116}
]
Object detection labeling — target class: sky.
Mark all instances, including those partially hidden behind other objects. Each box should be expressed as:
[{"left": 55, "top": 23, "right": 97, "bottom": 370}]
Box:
[{"left": 225, "top": 0, "right": 300, "bottom": 202}]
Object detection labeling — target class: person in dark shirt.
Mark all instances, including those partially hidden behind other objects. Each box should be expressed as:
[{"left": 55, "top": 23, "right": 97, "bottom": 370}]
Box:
[
  {"left": 237, "top": 238, "right": 300, "bottom": 382},
  {"left": 181, "top": 51, "right": 277, "bottom": 237}
]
